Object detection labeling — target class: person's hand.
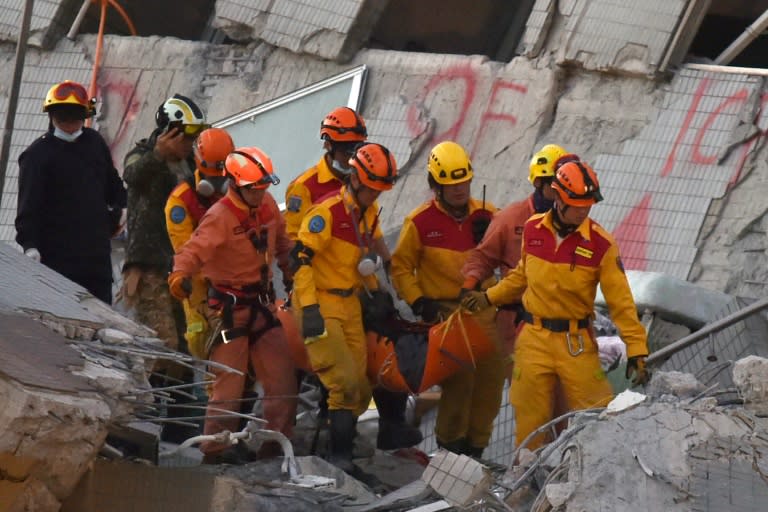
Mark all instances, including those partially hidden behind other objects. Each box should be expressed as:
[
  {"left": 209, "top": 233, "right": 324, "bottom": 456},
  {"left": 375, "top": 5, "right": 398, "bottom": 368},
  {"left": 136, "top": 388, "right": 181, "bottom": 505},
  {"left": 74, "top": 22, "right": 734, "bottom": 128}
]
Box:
[
  {"left": 460, "top": 291, "right": 490, "bottom": 312},
  {"left": 24, "top": 248, "right": 41, "bottom": 262},
  {"left": 411, "top": 297, "right": 448, "bottom": 323},
  {"left": 625, "top": 355, "right": 650, "bottom": 386},
  {"left": 154, "top": 127, "right": 187, "bottom": 162},
  {"left": 301, "top": 304, "right": 325, "bottom": 339},
  {"left": 167, "top": 271, "right": 192, "bottom": 301},
  {"left": 282, "top": 277, "right": 294, "bottom": 294}
]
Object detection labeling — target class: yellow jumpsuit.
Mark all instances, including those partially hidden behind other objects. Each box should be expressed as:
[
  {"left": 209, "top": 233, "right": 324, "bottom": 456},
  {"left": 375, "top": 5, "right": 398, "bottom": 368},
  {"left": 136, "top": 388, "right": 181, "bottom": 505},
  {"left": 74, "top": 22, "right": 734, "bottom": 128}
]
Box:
[
  {"left": 294, "top": 186, "right": 381, "bottom": 415},
  {"left": 284, "top": 156, "right": 343, "bottom": 240},
  {"left": 391, "top": 198, "right": 503, "bottom": 451},
  {"left": 164, "top": 174, "right": 218, "bottom": 358},
  {"left": 485, "top": 211, "right": 649, "bottom": 449}
]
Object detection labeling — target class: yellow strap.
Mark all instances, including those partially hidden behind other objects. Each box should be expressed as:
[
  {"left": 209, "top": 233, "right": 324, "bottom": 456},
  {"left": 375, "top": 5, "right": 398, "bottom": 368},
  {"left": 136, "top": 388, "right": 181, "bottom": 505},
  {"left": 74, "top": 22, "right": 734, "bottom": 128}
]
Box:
[{"left": 438, "top": 310, "right": 477, "bottom": 368}]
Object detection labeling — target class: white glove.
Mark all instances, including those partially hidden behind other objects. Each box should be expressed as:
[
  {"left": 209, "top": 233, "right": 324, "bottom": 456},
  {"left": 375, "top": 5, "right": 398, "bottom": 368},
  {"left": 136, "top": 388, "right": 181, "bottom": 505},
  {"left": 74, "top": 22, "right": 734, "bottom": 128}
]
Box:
[{"left": 24, "top": 248, "right": 41, "bottom": 262}]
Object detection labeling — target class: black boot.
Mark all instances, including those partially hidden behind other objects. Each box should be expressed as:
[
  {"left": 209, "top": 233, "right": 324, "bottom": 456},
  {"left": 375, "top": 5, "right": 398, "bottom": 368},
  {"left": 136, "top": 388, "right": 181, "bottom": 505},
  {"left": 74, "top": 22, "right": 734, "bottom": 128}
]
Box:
[
  {"left": 373, "top": 388, "right": 423, "bottom": 450},
  {"left": 437, "top": 437, "right": 470, "bottom": 455},
  {"left": 328, "top": 409, "right": 356, "bottom": 473}
]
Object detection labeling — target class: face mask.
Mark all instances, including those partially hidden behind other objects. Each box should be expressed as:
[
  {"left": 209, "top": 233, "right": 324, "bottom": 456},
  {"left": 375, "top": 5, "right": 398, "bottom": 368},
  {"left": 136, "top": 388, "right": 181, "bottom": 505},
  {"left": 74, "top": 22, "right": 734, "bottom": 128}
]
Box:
[
  {"left": 331, "top": 159, "right": 352, "bottom": 176},
  {"left": 53, "top": 127, "right": 82, "bottom": 142}
]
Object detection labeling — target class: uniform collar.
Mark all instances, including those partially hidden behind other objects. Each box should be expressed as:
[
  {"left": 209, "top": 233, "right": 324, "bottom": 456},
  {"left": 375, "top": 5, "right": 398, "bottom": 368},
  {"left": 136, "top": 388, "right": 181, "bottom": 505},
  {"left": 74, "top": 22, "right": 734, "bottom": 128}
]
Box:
[
  {"left": 432, "top": 197, "right": 484, "bottom": 220},
  {"left": 537, "top": 210, "right": 592, "bottom": 241},
  {"left": 226, "top": 187, "right": 253, "bottom": 212},
  {"left": 317, "top": 156, "right": 339, "bottom": 184}
]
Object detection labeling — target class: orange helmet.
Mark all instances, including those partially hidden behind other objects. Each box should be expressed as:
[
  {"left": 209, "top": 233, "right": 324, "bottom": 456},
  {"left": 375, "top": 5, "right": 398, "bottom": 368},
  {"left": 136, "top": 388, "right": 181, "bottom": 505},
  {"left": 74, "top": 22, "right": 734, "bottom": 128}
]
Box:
[
  {"left": 551, "top": 161, "right": 603, "bottom": 207},
  {"left": 320, "top": 107, "right": 367, "bottom": 143},
  {"left": 194, "top": 128, "right": 234, "bottom": 176},
  {"left": 349, "top": 143, "right": 397, "bottom": 191},
  {"left": 224, "top": 147, "right": 280, "bottom": 189}
]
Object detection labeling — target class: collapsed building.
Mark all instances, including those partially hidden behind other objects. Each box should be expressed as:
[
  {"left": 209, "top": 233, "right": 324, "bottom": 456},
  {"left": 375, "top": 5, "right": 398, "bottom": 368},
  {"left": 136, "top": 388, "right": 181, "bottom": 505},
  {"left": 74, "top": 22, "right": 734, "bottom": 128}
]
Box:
[{"left": 2, "top": 0, "right": 768, "bottom": 510}]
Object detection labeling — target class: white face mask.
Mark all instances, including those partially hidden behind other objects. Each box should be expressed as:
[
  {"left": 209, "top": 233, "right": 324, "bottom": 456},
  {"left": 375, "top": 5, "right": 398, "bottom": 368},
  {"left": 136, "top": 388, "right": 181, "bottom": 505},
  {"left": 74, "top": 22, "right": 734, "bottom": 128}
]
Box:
[
  {"left": 53, "top": 127, "right": 83, "bottom": 142},
  {"left": 331, "top": 159, "right": 352, "bottom": 176}
]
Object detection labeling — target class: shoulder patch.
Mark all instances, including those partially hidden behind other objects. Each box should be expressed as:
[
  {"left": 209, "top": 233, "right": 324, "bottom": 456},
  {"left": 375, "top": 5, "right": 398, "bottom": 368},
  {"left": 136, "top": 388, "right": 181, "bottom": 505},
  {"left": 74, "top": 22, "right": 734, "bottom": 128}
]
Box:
[
  {"left": 308, "top": 215, "right": 326, "bottom": 233},
  {"left": 170, "top": 205, "right": 187, "bottom": 224},
  {"left": 287, "top": 195, "right": 303, "bottom": 213}
]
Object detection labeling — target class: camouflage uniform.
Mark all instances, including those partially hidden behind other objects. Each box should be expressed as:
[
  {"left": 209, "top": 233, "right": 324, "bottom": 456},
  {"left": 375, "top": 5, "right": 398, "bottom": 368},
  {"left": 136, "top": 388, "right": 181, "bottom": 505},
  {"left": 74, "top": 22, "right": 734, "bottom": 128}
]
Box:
[{"left": 122, "top": 133, "right": 193, "bottom": 350}]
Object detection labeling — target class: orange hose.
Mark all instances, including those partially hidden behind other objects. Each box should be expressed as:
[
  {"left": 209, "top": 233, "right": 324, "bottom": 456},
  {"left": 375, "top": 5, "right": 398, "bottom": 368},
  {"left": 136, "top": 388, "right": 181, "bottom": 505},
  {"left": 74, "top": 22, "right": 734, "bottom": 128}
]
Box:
[
  {"left": 86, "top": 0, "right": 106, "bottom": 128},
  {"left": 107, "top": 0, "right": 137, "bottom": 36}
]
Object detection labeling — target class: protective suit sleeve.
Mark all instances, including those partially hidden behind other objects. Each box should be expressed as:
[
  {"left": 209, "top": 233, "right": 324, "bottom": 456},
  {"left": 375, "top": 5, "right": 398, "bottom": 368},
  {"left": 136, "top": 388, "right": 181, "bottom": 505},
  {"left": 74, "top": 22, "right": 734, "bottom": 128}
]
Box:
[
  {"left": 14, "top": 147, "right": 47, "bottom": 251},
  {"left": 173, "top": 209, "right": 227, "bottom": 276},
  {"left": 294, "top": 205, "right": 333, "bottom": 307},
  {"left": 284, "top": 180, "right": 313, "bottom": 241},
  {"left": 123, "top": 142, "right": 168, "bottom": 190},
  {"left": 390, "top": 218, "right": 424, "bottom": 305},
  {"left": 485, "top": 241, "right": 527, "bottom": 306},
  {"left": 599, "top": 243, "right": 649, "bottom": 358},
  {"left": 462, "top": 214, "right": 506, "bottom": 287},
  {"left": 165, "top": 194, "right": 196, "bottom": 252}
]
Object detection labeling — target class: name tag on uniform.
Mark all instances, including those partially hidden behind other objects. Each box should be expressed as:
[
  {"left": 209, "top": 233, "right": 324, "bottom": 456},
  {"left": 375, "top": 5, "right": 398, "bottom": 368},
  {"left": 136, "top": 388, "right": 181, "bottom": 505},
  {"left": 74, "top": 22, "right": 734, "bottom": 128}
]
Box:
[{"left": 575, "top": 246, "right": 593, "bottom": 259}]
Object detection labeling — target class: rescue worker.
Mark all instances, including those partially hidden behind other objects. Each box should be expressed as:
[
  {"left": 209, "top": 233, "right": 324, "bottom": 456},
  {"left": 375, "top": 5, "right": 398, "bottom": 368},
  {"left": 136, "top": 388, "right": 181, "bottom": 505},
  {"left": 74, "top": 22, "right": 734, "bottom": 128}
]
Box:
[
  {"left": 165, "top": 127, "right": 234, "bottom": 359},
  {"left": 15, "top": 80, "right": 126, "bottom": 304},
  {"left": 462, "top": 144, "right": 578, "bottom": 369},
  {"left": 391, "top": 141, "right": 503, "bottom": 458},
  {"left": 293, "top": 142, "right": 398, "bottom": 472},
  {"left": 461, "top": 160, "right": 650, "bottom": 451},
  {"left": 168, "top": 146, "right": 298, "bottom": 464},
  {"left": 285, "top": 107, "right": 421, "bottom": 451},
  {"left": 123, "top": 94, "right": 208, "bottom": 353}
]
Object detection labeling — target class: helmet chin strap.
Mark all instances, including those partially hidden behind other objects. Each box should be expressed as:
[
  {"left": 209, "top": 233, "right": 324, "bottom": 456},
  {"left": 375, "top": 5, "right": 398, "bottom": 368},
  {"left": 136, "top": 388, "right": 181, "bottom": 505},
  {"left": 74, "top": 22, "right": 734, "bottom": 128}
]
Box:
[{"left": 551, "top": 203, "right": 578, "bottom": 238}]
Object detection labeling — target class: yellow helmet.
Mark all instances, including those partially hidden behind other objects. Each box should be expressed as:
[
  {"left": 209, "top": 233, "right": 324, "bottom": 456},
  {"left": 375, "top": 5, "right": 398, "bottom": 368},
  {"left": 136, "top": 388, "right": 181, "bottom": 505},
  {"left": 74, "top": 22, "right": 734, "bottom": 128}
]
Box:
[
  {"left": 529, "top": 144, "right": 567, "bottom": 183},
  {"left": 427, "top": 141, "right": 473, "bottom": 185},
  {"left": 43, "top": 80, "right": 94, "bottom": 116}
]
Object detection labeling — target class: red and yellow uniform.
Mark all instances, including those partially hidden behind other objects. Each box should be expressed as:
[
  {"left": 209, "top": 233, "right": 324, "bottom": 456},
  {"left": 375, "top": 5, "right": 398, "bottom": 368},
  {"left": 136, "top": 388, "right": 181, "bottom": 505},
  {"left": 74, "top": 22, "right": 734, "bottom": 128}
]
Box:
[
  {"left": 172, "top": 187, "right": 297, "bottom": 456},
  {"left": 391, "top": 197, "right": 504, "bottom": 452},
  {"left": 485, "top": 211, "right": 648, "bottom": 449},
  {"left": 164, "top": 174, "right": 217, "bottom": 358},
  {"left": 293, "top": 186, "right": 381, "bottom": 414},
  {"left": 462, "top": 195, "right": 534, "bottom": 355},
  {"left": 284, "top": 156, "right": 342, "bottom": 240}
]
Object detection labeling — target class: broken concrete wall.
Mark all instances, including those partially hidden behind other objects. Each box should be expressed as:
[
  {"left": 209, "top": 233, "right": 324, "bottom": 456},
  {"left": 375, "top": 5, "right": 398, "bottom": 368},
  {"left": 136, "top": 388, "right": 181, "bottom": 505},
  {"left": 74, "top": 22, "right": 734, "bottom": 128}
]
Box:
[{"left": 213, "top": 0, "right": 387, "bottom": 62}]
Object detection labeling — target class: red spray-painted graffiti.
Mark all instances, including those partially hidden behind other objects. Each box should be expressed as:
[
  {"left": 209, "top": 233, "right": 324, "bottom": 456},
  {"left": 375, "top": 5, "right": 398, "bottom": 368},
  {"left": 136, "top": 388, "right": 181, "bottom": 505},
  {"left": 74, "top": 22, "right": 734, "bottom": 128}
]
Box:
[
  {"left": 97, "top": 76, "right": 141, "bottom": 157},
  {"left": 405, "top": 63, "right": 527, "bottom": 156},
  {"left": 618, "top": 78, "right": 768, "bottom": 271}
]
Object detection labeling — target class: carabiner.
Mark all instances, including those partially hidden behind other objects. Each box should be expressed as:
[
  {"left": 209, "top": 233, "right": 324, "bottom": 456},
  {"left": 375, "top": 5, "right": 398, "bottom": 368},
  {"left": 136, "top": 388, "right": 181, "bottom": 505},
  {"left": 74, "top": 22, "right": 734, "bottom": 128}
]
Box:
[{"left": 565, "top": 332, "right": 584, "bottom": 356}]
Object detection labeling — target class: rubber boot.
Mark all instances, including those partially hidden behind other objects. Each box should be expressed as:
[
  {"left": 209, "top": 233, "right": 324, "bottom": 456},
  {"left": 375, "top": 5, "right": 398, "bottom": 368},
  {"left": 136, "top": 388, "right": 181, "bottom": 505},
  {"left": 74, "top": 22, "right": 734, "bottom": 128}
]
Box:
[
  {"left": 328, "top": 409, "right": 356, "bottom": 473},
  {"left": 373, "top": 388, "right": 423, "bottom": 450},
  {"left": 437, "top": 437, "right": 470, "bottom": 455}
]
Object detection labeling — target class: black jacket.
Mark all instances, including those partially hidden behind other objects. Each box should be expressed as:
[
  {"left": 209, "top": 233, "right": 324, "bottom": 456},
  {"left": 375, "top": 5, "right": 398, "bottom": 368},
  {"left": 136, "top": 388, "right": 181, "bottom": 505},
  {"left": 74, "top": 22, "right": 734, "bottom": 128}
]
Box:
[{"left": 15, "top": 127, "right": 127, "bottom": 281}]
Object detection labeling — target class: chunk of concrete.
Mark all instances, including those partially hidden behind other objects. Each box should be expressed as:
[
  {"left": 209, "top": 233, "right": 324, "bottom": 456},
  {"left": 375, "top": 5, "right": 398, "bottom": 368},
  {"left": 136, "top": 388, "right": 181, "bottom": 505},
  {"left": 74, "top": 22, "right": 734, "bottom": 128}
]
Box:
[
  {"left": 647, "top": 371, "right": 705, "bottom": 399},
  {"left": 733, "top": 356, "right": 768, "bottom": 416}
]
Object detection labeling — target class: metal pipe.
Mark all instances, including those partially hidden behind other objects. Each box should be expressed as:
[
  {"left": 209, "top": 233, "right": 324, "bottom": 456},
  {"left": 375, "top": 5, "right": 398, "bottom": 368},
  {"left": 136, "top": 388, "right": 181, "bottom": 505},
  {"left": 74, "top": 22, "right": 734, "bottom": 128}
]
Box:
[
  {"left": 715, "top": 9, "right": 768, "bottom": 65},
  {"left": 67, "top": 0, "right": 93, "bottom": 40},
  {"left": 0, "top": 0, "right": 34, "bottom": 203},
  {"left": 647, "top": 296, "right": 768, "bottom": 367}
]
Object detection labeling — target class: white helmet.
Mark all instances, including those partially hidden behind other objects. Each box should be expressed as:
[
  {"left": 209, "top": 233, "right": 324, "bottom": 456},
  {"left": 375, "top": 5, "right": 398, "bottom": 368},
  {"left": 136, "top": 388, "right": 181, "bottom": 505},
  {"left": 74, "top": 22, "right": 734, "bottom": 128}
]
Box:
[{"left": 155, "top": 94, "right": 207, "bottom": 135}]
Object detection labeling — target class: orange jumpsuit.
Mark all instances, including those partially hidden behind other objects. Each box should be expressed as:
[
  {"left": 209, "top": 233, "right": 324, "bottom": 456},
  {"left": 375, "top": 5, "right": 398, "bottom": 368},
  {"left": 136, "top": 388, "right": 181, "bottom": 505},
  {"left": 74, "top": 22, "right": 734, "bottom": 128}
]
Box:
[
  {"left": 485, "top": 211, "right": 649, "bottom": 450},
  {"left": 462, "top": 194, "right": 534, "bottom": 355},
  {"left": 293, "top": 186, "right": 381, "bottom": 415},
  {"left": 165, "top": 175, "right": 219, "bottom": 358},
  {"left": 391, "top": 198, "right": 504, "bottom": 451},
  {"left": 173, "top": 187, "right": 297, "bottom": 455}
]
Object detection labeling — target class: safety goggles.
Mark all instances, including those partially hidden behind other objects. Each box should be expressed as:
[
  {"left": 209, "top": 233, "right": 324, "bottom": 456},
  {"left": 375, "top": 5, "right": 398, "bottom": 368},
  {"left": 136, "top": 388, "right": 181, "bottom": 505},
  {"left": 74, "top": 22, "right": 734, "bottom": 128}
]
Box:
[
  {"left": 53, "top": 82, "right": 89, "bottom": 104},
  {"left": 446, "top": 167, "right": 469, "bottom": 181},
  {"left": 240, "top": 173, "right": 280, "bottom": 190},
  {"left": 169, "top": 121, "right": 211, "bottom": 138}
]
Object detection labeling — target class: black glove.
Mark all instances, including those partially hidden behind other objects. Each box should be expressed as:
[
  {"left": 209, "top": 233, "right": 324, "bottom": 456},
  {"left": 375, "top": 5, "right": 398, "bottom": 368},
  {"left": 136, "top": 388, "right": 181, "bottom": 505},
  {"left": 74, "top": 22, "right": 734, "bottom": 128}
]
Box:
[
  {"left": 282, "top": 277, "right": 294, "bottom": 294},
  {"left": 361, "top": 290, "right": 398, "bottom": 339},
  {"left": 469, "top": 210, "right": 493, "bottom": 244},
  {"left": 301, "top": 304, "right": 325, "bottom": 339},
  {"left": 625, "top": 355, "right": 649, "bottom": 386},
  {"left": 411, "top": 297, "right": 448, "bottom": 323}
]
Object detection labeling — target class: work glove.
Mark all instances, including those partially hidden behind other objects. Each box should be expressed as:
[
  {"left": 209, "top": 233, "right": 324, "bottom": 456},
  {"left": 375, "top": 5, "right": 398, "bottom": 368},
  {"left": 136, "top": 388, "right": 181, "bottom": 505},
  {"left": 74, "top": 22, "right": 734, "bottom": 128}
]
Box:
[
  {"left": 460, "top": 290, "right": 491, "bottom": 312},
  {"left": 167, "top": 271, "right": 192, "bottom": 301},
  {"left": 302, "top": 304, "right": 325, "bottom": 339},
  {"left": 411, "top": 297, "right": 449, "bottom": 323},
  {"left": 24, "top": 248, "right": 41, "bottom": 262},
  {"left": 625, "top": 355, "right": 650, "bottom": 386},
  {"left": 282, "top": 275, "right": 294, "bottom": 294}
]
